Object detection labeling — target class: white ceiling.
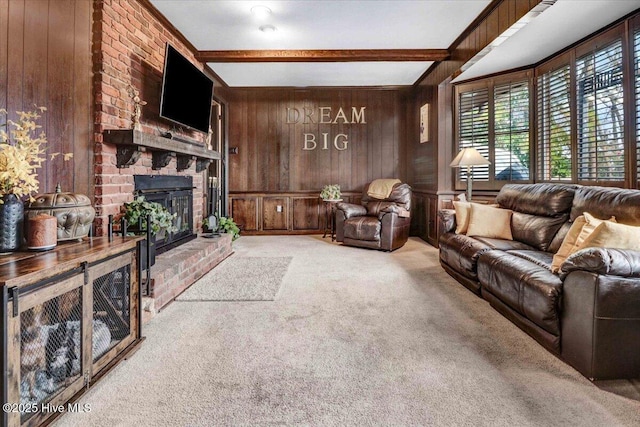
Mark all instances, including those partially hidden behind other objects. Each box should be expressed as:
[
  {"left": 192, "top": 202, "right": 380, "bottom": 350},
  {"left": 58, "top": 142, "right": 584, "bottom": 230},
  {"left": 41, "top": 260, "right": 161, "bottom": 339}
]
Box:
[
  {"left": 456, "top": 0, "right": 640, "bottom": 82},
  {"left": 149, "top": 0, "right": 640, "bottom": 87},
  {"left": 149, "top": 0, "right": 491, "bottom": 87}
]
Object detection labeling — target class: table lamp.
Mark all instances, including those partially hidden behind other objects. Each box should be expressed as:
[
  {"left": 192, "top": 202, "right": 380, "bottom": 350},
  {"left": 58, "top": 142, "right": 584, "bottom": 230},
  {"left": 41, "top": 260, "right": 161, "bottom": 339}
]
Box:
[{"left": 450, "top": 147, "right": 491, "bottom": 201}]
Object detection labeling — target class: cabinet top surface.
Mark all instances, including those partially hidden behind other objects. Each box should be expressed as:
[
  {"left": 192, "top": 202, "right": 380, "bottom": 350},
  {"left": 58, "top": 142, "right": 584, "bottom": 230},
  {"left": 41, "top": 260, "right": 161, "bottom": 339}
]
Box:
[{"left": 0, "top": 237, "right": 142, "bottom": 288}]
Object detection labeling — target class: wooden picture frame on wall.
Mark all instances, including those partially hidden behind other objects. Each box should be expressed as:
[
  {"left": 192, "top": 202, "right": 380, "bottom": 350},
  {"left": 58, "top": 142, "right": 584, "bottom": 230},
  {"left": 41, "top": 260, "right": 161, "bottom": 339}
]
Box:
[{"left": 420, "top": 103, "right": 429, "bottom": 143}]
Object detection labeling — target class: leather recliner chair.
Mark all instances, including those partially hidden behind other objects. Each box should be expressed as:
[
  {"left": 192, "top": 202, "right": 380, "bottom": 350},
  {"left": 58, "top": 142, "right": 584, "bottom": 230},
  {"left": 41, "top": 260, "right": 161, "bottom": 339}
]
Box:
[{"left": 334, "top": 182, "right": 412, "bottom": 251}]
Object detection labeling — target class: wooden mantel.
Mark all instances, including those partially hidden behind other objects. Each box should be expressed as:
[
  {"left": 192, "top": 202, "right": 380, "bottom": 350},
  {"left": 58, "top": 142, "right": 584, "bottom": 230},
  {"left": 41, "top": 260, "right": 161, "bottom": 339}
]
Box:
[{"left": 103, "top": 129, "right": 220, "bottom": 172}]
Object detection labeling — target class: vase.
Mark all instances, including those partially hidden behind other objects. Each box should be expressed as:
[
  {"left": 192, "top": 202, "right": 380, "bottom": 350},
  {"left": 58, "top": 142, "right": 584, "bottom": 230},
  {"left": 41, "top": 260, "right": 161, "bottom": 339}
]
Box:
[{"left": 0, "top": 194, "right": 24, "bottom": 253}]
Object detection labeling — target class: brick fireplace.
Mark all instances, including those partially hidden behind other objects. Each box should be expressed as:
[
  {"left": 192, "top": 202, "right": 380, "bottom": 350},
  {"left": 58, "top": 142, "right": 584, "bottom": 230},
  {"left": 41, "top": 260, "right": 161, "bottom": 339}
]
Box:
[
  {"left": 91, "top": 0, "right": 232, "bottom": 319},
  {"left": 92, "top": 0, "right": 211, "bottom": 235}
]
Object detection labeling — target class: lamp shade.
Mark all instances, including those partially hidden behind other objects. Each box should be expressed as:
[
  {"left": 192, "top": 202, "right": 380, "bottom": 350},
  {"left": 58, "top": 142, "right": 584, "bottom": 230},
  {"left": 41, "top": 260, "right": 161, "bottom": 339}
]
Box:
[{"left": 450, "top": 147, "right": 491, "bottom": 167}]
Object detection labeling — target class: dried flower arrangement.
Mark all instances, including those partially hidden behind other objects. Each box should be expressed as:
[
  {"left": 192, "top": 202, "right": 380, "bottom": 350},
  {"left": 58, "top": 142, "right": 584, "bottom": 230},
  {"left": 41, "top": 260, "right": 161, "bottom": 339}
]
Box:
[{"left": 0, "top": 107, "right": 72, "bottom": 202}]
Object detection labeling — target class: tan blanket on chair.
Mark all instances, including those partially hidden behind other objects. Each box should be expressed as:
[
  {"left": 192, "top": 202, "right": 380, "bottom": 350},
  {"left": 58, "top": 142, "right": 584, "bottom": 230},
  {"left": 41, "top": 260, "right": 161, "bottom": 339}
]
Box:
[{"left": 367, "top": 179, "right": 401, "bottom": 199}]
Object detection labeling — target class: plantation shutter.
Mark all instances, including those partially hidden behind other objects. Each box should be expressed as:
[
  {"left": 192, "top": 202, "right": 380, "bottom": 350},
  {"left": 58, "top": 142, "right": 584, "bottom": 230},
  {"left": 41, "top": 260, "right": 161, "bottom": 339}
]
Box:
[
  {"left": 458, "top": 89, "right": 489, "bottom": 181},
  {"left": 494, "top": 82, "right": 530, "bottom": 181},
  {"left": 576, "top": 40, "right": 624, "bottom": 182},
  {"left": 537, "top": 65, "right": 572, "bottom": 181}
]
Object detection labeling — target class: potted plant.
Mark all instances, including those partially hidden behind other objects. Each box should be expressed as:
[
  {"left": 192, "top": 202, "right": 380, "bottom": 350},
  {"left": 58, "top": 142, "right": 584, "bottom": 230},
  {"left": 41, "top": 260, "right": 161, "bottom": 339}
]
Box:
[
  {"left": 0, "top": 107, "right": 72, "bottom": 252},
  {"left": 210, "top": 216, "right": 240, "bottom": 241},
  {"left": 123, "top": 196, "right": 177, "bottom": 235},
  {"left": 320, "top": 184, "right": 341, "bottom": 201},
  {"left": 202, "top": 215, "right": 240, "bottom": 241},
  {"left": 122, "top": 196, "right": 178, "bottom": 268}
]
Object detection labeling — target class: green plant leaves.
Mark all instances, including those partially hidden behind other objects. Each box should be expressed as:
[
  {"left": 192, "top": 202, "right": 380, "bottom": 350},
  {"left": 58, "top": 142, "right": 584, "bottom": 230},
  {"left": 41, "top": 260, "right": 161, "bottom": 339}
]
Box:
[{"left": 123, "top": 196, "right": 178, "bottom": 235}]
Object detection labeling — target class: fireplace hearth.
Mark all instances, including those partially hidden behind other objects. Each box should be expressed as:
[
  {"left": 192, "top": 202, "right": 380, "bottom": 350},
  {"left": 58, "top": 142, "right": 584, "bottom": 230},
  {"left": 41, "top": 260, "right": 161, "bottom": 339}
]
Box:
[{"left": 134, "top": 175, "right": 196, "bottom": 254}]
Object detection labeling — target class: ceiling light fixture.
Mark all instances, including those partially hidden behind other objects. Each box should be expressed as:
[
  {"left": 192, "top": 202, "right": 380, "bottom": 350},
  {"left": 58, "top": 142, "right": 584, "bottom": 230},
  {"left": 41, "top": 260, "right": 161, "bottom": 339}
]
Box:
[
  {"left": 259, "top": 24, "right": 277, "bottom": 33},
  {"left": 251, "top": 5, "right": 272, "bottom": 18}
]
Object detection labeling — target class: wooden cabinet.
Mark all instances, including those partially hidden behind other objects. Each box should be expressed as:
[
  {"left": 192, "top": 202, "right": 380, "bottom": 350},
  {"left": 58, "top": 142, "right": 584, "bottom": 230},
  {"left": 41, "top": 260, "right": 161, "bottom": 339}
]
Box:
[
  {"left": 292, "top": 197, "right": 321, "bottom": 231},
  {"left": 0, "top": 237, "right": 143, "bottom": 427},
  {"left": 411, "top": 191, "right": 440, "bottom": 247},
  {"left": 262, "top": 198, "right": 288, "bottom": 230},
  {"left": 230, "top": 191, "right": 439, "bottom": 243},
  {"left": 230, "top": 197, "right": 259, "bottom": 232},
  {"left": 229, "top": 192, "right": 362, "bottom": 235}
]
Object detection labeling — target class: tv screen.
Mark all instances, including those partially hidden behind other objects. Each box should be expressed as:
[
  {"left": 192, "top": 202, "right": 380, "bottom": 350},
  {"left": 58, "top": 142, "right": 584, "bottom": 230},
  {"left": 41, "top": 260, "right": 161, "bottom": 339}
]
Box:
[{"left": 160, "top": 44, "right": 214, "bottom": 134}]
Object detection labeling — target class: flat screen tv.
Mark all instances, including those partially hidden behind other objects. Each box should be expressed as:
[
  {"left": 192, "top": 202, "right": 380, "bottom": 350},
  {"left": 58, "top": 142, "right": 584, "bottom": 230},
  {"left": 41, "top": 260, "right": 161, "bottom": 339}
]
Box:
[{"left": 160, "top": 44, "right": 214, "bottom": 134}]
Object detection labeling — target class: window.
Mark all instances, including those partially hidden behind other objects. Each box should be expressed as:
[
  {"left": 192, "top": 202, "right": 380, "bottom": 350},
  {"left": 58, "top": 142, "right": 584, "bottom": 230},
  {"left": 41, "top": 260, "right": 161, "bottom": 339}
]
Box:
[
  {"left": 458, "top": 89, "right": 489, "bottom": 182},
  {"left": 455, "top": 77, "right": 531, "bottom": 187},
  {"left": 576, "top": 41, "right": 624, "bottom": 182},
  {"left": 453, "top": 20, "right": 639, "bottom": 189},
  {"left": 537, "top": 65, "right": 572, "bottom": 181},
  {"left": 494, "top": 82, "right": 530, "bottom": 180}
]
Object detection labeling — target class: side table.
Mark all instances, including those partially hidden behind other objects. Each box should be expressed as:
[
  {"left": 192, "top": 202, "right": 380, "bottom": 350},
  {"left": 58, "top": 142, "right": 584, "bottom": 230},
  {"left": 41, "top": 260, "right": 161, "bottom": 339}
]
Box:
[{"left": 322, "top": 198, "right": 342, "bottom": 241}]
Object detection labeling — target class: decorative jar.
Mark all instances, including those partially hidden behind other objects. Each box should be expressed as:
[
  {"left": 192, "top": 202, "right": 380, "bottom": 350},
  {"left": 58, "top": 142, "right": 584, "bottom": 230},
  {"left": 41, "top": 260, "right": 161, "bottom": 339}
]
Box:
[{"left": 25, "top": 188, "right": 95, "bottom": 242}]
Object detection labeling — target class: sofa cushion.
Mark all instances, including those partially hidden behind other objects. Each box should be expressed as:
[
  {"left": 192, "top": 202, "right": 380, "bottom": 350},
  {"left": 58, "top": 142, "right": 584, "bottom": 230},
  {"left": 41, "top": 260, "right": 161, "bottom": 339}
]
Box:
[
  {"left": 571, "top": 186, "right": 640, "bottom": 225},
  {"left": 473, "top": 237, "right": 535, "bottom": 251},
  {"left": 551, "top": 215, "right": 587, "bottom": 273},
  {"left": 478, "top": 251, "right": 563, "bottom": 335},
  {"left": 511, "top": 211, "right": 567, "bottom": 252},
  {"left": 548, "top": 222, "right": 571, "bottom": 254},
  {"left": 562, "top": 247, "right": 640, "bottom": 278},
  {"left": 497, "top": 183, "right": 577, "bottom": 217},
  {"left": 467, "top": 204, "right": 513, "bottom": 240},
  {"left": 453, "top": 201, "right": 470, "bottom": 234},
  {"left": 343, "top": 216, "right": 380, "bottom": 241},
  {"left": 365, "top": 201, "right": 396, "bottom": 217},
  {"left": 509, "top": 250, "right": 554, "bottom": 270},
  {"left": 572, "top": 212, "right": 615, "bottom": 250},
  {"left": 581, "top": 221, "right": 640, "bottom": 252},
  {"left": 361, "top": 182, "right": 412, "bottom": 211},
  {"left": 439, "top": 233, "right": 493, "bottom": 281}
]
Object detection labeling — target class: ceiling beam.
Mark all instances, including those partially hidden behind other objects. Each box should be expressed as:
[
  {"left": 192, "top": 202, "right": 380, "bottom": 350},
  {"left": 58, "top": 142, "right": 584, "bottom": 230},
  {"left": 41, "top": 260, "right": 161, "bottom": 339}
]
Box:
[{"left": 195, "top": 49, "right": 450, "bottom": 63}]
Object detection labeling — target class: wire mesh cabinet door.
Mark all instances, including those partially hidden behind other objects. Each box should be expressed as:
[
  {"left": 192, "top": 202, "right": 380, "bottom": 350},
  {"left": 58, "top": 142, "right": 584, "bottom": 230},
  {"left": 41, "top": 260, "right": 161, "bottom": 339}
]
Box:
[
  {"left": 7, "top": 273, "right": 86, "bottom": 427},
  {"left": 87, "top": 251, "right": 138, "bottom": 377}
]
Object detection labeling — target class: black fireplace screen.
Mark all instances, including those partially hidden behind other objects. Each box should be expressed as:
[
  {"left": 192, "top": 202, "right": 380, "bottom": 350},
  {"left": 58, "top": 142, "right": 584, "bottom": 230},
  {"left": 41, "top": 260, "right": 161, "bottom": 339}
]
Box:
[{"left": 134, "top": 175, "right": 196, "bottom": 254}]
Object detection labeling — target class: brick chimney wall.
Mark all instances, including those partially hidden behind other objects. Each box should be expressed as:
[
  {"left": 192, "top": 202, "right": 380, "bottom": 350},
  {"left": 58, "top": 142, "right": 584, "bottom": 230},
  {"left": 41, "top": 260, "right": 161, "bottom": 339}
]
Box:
[{"left": 92, "top": 0, "right": 209, "bottom": 235}]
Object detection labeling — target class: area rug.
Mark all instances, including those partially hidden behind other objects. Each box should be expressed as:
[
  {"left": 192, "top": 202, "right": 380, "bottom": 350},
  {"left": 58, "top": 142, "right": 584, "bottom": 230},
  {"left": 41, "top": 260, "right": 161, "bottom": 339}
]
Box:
[{"left": 176, "top": 256, "right": 292, "bottom": 301}]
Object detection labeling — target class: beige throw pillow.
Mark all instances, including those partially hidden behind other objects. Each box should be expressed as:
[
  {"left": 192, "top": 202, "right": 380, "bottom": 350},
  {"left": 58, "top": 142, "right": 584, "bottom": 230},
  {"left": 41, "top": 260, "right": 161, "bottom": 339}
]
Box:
[
  {"left": 453, "top": 201, "right": 471, "bottom": 234},
  {"left": 466, "top": 203, "right": 513, "bottom": 240},
  {"left": 580, "top": 221, "right": 640, "bottom": 251},
  {"left": 572, "top": 212, "right": 616, "bottom": 251},
  {"left": 551, "top": 215, "right": 586, "bottom": 273}
]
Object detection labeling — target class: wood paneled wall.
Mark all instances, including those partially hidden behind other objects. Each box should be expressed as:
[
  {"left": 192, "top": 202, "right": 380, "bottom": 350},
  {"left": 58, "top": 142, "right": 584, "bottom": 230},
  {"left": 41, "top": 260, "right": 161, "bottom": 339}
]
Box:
[
  {"left": 0, "top": 0, "right": 93, "bottom": 197},
  {"left": 409, "top": 0, "right": 542, "bottom": 194},
  {"left": 223, "top": 87, "right": 410, "bottom": 193},
  {"left": 407, "top": 0, "right": 541, "bottom": 246}
]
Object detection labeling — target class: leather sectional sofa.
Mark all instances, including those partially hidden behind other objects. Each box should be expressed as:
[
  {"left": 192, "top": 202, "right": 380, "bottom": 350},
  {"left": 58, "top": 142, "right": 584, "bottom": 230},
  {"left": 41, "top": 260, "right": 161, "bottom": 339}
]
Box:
[{"left": 438, "top": 183, "right": 640, "bottom": 380}]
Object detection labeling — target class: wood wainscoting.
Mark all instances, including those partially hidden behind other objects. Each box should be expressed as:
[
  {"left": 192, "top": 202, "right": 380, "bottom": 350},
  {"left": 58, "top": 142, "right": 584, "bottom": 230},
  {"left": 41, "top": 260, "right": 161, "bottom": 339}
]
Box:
[
  {"left": 229, "top": 192, "right": 362, "bottom": 235},
  {"left": 411, "top": 190, "right": 440, "bottom": 247},
  {"left": 233, "top": 189, "right": 448, "bottom": 244}
]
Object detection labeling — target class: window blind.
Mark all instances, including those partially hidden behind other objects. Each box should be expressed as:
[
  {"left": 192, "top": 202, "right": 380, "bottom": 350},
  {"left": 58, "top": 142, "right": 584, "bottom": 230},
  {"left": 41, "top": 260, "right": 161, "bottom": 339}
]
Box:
[
  {"left": 576, "top": 40, "right": 624, "bottom": 182},
  {"left": 537, "top": 65, "right": 572, "bottom": 181},
  {"left": 494, "top": 82, "right": 530, "bottom": 181},
  {"left": 458, "top": 89, "right": 489, "bottom": 181}
]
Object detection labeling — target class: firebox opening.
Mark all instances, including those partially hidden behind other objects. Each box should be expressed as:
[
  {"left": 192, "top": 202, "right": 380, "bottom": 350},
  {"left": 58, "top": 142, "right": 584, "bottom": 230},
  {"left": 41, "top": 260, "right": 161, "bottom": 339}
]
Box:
[{"left": 134, "top": 175, "right": 196, "bottom": 254}]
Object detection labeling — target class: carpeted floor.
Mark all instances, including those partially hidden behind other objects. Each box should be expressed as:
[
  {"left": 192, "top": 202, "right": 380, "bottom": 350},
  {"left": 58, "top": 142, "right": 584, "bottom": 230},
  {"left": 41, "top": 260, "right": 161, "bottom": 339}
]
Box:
[
  {"left": 177, "top": 256, "right": 292, "bottom": 301},
  {"left": 56, "top": 236, "right": 640, "bottom": 427}
]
